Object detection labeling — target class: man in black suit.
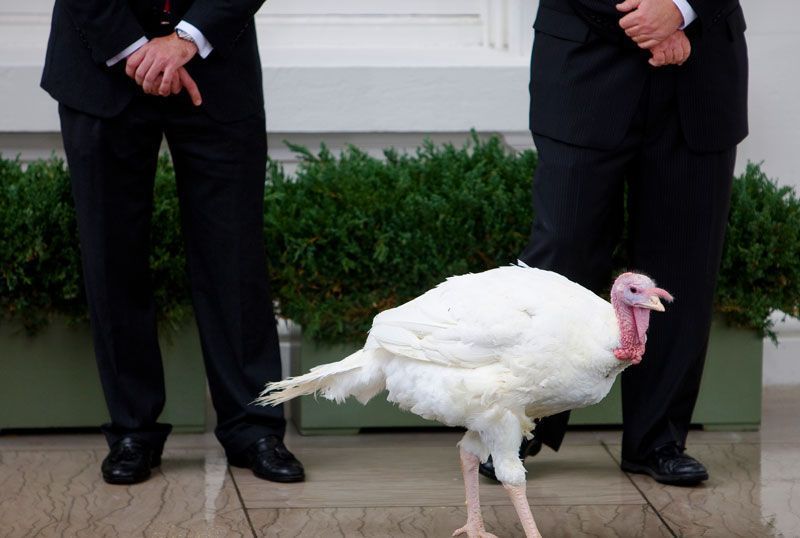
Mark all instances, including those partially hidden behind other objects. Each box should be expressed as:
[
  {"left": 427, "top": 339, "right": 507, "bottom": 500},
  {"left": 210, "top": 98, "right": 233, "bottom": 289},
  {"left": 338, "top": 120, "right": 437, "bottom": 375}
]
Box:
[
  {"left": 41, "top": 0, "right": 304, "bottom": 485},
  {"left": 481, "top": 0, "right": 748, "bottom": 485}
]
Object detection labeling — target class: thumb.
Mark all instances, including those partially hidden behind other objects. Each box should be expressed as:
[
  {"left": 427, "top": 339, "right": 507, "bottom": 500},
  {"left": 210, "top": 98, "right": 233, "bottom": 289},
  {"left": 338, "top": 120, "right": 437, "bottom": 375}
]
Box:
[{"left": 616, "top": 0, "right": 641, "bottom": 12}]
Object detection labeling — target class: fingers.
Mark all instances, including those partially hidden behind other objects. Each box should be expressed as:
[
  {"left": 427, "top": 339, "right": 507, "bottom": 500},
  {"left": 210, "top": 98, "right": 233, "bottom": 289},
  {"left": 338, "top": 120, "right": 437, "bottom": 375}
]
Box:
[
  {"left": 125, "top": 47, "right": 146, "bottom": 79},
  {"left": 626, "top": 25, "right": 669, "bottom": 48},
  {"left": 159, "top": 64, "right": 176, "bottom": 97},
  {"left": 638, "top": 37, "right": 661, "bottom": 49},
  {"left": 679, "top": 36, "right": 691, "bottom": 64},
  {"left": 142, "top": 57, "right": 168, "bottom": 94},
  {"left": 628, "top": 30, "right": 661, "bottom": 49},
  {"left": 649, "top": 47, "right": 666, "bottom": 67},
  {"left": 178, "top": 68, "right": 203, "bottom": 106},
  {"left": 616, "top": 0, "right": 641, "bottom": 13},
  {"left": 619, "top": 12, "right": 640, "bottom": 30},
  {"left": 134, "top": 53, "right": 156, "bottom": 87},
  {"left": 124, "top": 37, "right": 202, "bottom": 102},
  {"left": 141, "top": 75, "right": 163, "bottom": 96},
  {"left": 132, "top": 52, "right": 154, "bottom": 85},
  {"left": 625, "top": 25, "right": 643, "bottom": 38},
  {"left": 171, "top": 73, "right": 182, "bottom": 95},
  {"left": 627, "top": 29, "right": 659, "bottom": 48},
  {"left": 664, "top": 44, "right": 677, "bottom": 65},
  {"left": 621, "top": 0, "right": 683, "bottom": 46},
  {"left": 648, "top": 32, "right": 691, "bottom": 67},
  {"left": 129, "top": 35, "right": 191, "bottom": 92}
]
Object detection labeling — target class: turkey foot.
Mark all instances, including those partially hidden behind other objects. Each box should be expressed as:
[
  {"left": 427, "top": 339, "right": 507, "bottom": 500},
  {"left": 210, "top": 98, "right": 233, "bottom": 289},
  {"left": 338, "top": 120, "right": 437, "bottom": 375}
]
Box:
[{"left": 452, "top": 523, "right": 498, "bottom": 538}]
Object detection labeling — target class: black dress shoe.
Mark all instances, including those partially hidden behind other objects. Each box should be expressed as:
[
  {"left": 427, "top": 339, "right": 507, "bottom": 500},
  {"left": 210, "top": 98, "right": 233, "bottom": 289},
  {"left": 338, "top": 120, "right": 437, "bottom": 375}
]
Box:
[
  {"left": 228, "top": 435, "right": 305, "bottom": 483},
  {"left": 478, "top": 434, "right": 543, "bottom": 481},
  {"left": 621, "top": 443, "right": 709, "bottom": 486},
  {"left": 101, "top": 437, "right": 162, "bottom": 485}
]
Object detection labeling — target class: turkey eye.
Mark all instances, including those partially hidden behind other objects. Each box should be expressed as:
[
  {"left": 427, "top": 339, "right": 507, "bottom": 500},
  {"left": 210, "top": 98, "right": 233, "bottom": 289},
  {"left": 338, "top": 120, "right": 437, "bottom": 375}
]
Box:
[{"left": 629, "top": 287, "right": 638, "bottom": 293}]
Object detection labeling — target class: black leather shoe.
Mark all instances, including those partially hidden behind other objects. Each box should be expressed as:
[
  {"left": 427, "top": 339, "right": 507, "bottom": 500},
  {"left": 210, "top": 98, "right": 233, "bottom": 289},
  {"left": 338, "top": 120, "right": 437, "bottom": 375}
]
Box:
[
  {"left": 621, "top": 443, "right": 709, "bottom": 486},
  {"left": 478, "top": 434, "right": 543, "bottom": 481},
  {"left": 228, "top": 436, "right": 305, "bottom": 483},
  {"left": 101, "top": 437, "right": 162, "bottom": 485}
]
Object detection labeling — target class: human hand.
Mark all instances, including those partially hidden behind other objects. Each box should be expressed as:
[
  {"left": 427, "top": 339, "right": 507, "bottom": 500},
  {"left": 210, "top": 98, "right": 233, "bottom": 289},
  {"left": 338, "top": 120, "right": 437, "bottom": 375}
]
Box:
[
  {"left": 126, "top": 33, "right": 198, "bottom": 97},
  {"left": 617, "top": 0, "right": 684, "bottom": 49},
  {"left": 648, "top": 30, "right": 691, "bottom": 67}
]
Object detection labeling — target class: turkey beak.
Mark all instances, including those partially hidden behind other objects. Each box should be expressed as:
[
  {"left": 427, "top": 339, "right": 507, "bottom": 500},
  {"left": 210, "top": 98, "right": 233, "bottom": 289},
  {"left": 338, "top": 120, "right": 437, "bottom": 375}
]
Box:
[
  {"left": 636, "top": 287, "right": 673, "bottom": 312},
  {"left": 644, "top": 295, "right": 665, "bottom": 312}
]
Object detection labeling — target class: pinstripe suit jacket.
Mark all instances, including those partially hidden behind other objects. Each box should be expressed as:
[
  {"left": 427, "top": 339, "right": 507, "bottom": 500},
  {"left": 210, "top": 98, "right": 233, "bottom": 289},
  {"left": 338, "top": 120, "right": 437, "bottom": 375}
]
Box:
[{"left": 530, "top": 0, "right": 748, "bottom": 152}]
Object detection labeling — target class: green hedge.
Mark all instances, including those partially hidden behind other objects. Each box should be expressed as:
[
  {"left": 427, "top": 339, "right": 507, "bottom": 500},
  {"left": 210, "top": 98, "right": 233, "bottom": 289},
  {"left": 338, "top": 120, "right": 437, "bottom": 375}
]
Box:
[
  {"left": 2, "top": 136, "right": 798, "bottom": 345},
  {"left": 1, "top": 157, "right": 83, "bottom": 332},
  {"left": 716, "top": 162, "right": 800, "bottom": 337}
]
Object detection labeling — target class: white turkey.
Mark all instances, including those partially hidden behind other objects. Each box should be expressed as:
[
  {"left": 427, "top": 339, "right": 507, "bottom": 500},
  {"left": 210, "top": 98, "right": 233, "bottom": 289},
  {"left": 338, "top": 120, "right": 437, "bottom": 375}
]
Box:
[{"left": 258, "top": 264, "right": 673, "bottom": 538}]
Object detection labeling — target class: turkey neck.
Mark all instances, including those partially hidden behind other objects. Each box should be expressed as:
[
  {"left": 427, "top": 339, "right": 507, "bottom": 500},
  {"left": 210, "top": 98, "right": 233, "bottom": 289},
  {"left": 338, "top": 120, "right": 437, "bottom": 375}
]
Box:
[{"left": 611, "top": 293, "right": 648, "bottom": 365}]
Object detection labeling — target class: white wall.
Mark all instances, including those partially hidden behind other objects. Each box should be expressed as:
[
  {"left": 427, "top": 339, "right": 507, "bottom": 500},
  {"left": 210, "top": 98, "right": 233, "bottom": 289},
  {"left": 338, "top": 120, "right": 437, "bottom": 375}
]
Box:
[
  {"left": 0, "top": 0, "right": 533, "bottom": 139},
  {"left": 736, "top": 1, "right": 800, "bottom": 188},
  {"left": 0, "top": 0, "right": 797, "bottom": 380}
]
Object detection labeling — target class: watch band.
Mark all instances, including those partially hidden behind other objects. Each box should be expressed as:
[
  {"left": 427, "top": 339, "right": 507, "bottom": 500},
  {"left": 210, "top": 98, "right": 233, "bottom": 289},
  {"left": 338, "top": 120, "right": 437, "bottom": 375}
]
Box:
[{"left": 176, "top": 28, "right": 196, "bottom": 44}]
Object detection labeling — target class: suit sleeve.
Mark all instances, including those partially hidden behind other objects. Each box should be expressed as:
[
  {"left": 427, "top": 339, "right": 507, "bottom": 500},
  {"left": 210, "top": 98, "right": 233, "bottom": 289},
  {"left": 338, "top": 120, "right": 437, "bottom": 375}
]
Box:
[
  {"left": 60, "top": 0, "right": 146, "bottom": 65},
  {"left": 686, "top": 0, "right": 740, "bottom": 29},
  {"left": 182, "top": 0, "right": 267, "bottom": 58}
]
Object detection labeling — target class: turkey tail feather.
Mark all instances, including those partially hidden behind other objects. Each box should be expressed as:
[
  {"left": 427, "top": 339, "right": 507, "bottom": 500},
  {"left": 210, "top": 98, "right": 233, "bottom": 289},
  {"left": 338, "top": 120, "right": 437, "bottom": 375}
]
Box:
[{"left": 256, "top": 349, "right": 382, "bottom": 406}]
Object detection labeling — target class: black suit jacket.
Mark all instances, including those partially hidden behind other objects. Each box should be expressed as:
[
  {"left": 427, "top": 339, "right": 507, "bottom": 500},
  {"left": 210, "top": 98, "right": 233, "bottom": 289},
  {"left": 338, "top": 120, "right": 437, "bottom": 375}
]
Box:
[
  {"left": 41, "top": 0, "right": 266, "bottom": 122},
  {"left": 530, "top": 0, "right": 748, "bottom": 152}
]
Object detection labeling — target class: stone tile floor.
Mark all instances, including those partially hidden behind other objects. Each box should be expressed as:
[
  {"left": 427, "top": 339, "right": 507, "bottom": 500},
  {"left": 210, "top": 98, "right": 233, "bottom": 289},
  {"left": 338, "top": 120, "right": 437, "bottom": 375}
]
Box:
[{"left": 1, "top": 386, "right": 798, "bottom": 537}]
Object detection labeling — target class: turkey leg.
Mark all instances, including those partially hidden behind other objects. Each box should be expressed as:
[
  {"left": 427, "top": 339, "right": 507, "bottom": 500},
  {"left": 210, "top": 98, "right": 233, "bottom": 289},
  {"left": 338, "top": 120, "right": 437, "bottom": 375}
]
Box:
[
  {"left": 503, "top": 482, "right": 542, "bottom": 538},
  {"left": 453, "top": 448, "right": 498, "bottom": 538}
]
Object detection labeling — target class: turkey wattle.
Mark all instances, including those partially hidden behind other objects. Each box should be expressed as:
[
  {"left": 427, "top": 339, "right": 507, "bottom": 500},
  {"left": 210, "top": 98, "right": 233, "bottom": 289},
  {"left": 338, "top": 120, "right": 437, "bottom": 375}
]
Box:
[{"left": 259, "top": 264, "right": 673, "bottom": 538}]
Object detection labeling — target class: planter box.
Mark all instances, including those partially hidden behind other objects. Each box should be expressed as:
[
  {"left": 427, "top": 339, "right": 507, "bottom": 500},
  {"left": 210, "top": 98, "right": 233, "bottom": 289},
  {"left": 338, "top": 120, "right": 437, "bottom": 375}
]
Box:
[
  {"left": 291, "top": 318, "right": 762, "bottom": 434},
  {"left": 0, "top": 318, "right": 206, "bottom": 432},
  {"left": 571, "top": 318, "right": 763, "bottom": 430}
]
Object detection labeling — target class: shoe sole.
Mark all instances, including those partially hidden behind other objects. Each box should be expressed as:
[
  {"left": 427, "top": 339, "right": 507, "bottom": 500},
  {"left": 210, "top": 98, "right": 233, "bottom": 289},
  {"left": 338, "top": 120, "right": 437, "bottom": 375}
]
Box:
[
  {"left": 102, "top": 472, "right": 151, "bottom": 485},
  {"left": 253, "top": 471, "right": 305, "bottom": 483},
  {"left": 620, "top": 460, "right": 708, "bottom": 486}
]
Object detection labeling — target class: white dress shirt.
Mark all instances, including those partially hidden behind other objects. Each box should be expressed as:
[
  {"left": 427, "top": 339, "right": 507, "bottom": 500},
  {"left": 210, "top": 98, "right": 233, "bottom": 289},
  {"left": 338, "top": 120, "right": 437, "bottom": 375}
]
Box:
[{"left": 671, "top": 0, "right": 698, "bottom": 29}]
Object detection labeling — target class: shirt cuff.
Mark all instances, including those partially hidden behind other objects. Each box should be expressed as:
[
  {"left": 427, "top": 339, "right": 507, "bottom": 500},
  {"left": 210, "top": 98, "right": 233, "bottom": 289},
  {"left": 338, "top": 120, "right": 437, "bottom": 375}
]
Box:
[
  {"left": 671, "top": 0, "right": 698, "bottom": 29},
  {"left": 176, "top": 20, "right": 213, "bottom": 59},
  {"left": 106, "top": 36, "right": 148, "bottom": 67}
]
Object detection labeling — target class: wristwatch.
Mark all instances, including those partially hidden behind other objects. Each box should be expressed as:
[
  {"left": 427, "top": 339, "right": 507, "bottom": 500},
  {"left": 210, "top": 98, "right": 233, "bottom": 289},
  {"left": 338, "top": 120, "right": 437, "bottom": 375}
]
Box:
[{"left": 176, "top": 28, "right": 196, "bottom": 46}]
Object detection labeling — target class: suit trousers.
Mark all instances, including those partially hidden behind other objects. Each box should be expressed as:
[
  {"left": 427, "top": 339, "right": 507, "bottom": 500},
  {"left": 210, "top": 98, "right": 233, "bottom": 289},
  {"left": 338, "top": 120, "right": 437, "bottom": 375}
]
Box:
[
  {"left": 59, "top": 93, "right": 285, "bottom": 456},
  {"left": 519, "top": 67, "right": 736, "bottom": 460}
]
